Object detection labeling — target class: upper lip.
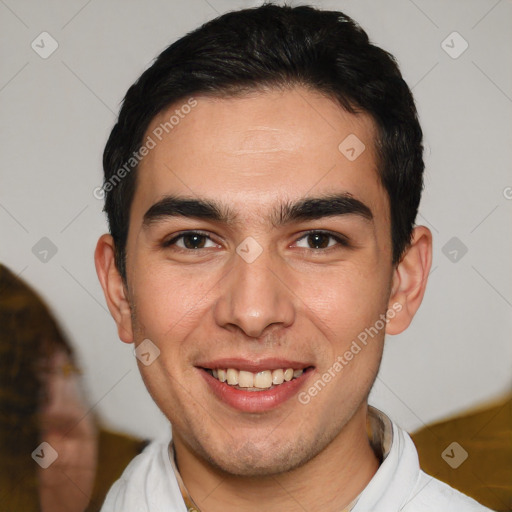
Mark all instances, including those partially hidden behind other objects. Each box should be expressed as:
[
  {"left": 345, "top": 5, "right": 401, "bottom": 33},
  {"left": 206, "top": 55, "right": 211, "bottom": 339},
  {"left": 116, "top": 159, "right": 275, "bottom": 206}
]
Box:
[{"left": 196, "top": 358, "right": 313, "bottom": 372}]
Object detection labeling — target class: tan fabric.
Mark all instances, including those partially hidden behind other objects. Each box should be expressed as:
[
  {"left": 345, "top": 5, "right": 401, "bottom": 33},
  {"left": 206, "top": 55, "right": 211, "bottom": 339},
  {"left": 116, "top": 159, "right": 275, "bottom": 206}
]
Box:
[{"left": 412, "top": 394, "right": 512, "bottom": 512}]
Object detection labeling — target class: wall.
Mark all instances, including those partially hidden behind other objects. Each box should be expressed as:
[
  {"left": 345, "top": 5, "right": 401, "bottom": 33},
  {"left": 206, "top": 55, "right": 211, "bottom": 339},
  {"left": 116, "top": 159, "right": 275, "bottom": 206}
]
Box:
[{"left": 1, "top": 0, "right": 511, "bottom": 440}]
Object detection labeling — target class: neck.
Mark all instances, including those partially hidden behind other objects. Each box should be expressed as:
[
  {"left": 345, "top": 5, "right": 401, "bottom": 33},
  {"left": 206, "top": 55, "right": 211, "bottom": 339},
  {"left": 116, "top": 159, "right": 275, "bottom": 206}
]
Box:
[{"left": 172, "top": 404, "right": 380, "bottom": 512}]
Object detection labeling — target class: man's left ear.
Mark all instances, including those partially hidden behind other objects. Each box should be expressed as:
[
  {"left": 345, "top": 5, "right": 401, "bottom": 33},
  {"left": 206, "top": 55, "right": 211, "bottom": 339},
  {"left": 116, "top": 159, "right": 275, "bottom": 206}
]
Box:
[{"left": 386, "top": 226, "right": 432, "bottom": 335}]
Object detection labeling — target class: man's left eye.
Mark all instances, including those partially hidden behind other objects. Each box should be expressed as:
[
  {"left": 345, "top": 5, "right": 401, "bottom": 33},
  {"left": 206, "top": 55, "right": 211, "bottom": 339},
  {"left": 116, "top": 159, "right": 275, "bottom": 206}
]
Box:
[{"left": 295, "top": 231, "right": 349, "bottom": 250}]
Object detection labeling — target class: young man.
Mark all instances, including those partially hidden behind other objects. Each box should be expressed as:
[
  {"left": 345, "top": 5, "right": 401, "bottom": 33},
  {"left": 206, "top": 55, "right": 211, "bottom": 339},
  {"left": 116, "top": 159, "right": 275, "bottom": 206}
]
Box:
[{"left": 95, "top": 4, "right": 492, "bottom": 511}]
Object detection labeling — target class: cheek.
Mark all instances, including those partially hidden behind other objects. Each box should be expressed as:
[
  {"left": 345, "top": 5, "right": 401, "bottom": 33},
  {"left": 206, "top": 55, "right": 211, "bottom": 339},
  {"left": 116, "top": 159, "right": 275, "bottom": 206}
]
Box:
[
  {"left": 302, "top": 263, "right": 390, "bottom": 342},
  {"left": 130, "top": 262, "right": 213, "bottom": 338}
]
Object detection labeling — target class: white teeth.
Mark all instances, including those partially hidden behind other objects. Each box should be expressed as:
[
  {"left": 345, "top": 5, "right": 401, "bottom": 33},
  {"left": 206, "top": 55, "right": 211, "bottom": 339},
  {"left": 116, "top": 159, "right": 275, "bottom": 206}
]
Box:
[
  {"left": 272, "top": 369, "right": 284, "bottom": 385},
  {"left": 210, "top": 367, "right": 305, "bottom": 390},
  {"left": 254, "top": 370, "right": 272, "bottom": 388},
  {"left": 238, "top": 370, "right": 254, "bottom": 388},
  {"left": 226, "top": 368, "right": 239, "bottom": 385}
]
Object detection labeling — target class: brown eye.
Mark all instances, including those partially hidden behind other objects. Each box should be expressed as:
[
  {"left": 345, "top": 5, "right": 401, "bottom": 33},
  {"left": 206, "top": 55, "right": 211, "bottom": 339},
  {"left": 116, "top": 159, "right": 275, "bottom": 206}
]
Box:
[
  {"left": 295, "top": 230, "right": 349, "bottom": 250},
  {"left": 306, "top": 232, "right": 331, "bottom": 249},
  {"left": 163, "top": 231, "right": 217, "bottom": 250},
  {"left": 181, "top": 233, "right": 207, "bottom": 249}
]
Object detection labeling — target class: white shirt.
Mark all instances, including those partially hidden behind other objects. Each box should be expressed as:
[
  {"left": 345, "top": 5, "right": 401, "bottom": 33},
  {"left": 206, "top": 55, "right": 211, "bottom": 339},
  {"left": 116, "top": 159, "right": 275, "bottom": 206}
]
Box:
[{"left": 100, "top": 407, "right": 493, "bottom": 511}]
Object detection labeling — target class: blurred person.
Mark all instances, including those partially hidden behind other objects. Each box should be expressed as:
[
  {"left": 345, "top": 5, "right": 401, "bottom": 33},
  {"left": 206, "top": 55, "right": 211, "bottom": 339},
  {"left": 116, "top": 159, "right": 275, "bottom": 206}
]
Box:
[
  {"left": 94, "top": 4, "right": 494, "bottom": 511},
  {"left": 0, "top": 263, "right": 146, "bottom": 511}
]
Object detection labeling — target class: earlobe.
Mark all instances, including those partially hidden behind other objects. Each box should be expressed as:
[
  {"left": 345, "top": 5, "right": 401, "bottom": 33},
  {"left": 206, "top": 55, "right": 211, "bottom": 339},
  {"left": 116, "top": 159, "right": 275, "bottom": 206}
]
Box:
[
  {"left": 94, "top": 234, "right": 134, "bottom": 344},
  {"left": 386, "top": 226, "right": 432, "bottom": 335}
]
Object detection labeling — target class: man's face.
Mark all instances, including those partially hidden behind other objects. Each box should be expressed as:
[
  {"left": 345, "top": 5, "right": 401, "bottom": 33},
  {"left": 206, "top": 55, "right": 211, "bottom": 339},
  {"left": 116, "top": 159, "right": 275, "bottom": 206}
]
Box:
[{"left": 123, "top": 87, "right": 395, "bottom": 475}]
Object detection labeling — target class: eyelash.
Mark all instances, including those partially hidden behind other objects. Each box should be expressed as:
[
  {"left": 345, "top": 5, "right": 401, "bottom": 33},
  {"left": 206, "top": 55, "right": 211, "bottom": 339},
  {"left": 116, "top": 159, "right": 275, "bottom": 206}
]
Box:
[{"left": 162, "top": 230, "right": 350, "bottom": 252}]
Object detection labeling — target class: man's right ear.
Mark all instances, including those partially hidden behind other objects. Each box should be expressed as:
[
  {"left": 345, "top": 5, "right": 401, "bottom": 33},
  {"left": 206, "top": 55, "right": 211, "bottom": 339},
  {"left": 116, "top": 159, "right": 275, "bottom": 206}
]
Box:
[{"left": 94, "top": 234, "right": 134, "bottom": 344}]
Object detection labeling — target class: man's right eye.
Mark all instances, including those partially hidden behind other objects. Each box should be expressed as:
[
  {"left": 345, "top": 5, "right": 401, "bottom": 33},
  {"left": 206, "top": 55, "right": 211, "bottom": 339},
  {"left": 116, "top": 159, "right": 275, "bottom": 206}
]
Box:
[{"left": 162, "top": 231, "right": 218, "bottom": 250}]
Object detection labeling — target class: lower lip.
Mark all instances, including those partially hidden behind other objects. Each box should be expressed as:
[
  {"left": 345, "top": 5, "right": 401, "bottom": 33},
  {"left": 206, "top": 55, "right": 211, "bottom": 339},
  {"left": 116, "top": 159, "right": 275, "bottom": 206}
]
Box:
[{"left": 199, "top": 369, "right": 313, "bottom": 413}]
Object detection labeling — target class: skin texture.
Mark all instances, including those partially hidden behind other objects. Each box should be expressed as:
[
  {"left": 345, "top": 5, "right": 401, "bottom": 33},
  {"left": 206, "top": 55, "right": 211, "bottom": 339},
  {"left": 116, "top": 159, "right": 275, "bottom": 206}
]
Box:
[{"left": 95, "top": 87, "right": 432, "bottom": 511}]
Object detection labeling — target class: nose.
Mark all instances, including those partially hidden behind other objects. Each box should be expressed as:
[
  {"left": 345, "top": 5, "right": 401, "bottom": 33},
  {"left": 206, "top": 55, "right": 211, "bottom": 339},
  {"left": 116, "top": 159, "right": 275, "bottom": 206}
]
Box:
[{"left": 213, "top": 245, "right": 296, "bottom": 339}]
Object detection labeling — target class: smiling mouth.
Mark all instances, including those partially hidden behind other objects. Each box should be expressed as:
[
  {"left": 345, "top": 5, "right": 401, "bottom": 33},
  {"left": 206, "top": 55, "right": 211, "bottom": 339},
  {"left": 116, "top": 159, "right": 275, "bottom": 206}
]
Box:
[{"left": 202, "top": 367, "right": 313, "bottom": 391}]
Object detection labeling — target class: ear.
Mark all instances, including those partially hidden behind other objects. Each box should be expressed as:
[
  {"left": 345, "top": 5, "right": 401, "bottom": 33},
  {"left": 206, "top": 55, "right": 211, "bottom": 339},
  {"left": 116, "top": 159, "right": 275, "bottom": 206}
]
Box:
[
  {"left": 386, "top": 226, "right": 432, "bottom": 335},
  {"left": 94, "top": 234, "right": 134, "bottom": 344}
]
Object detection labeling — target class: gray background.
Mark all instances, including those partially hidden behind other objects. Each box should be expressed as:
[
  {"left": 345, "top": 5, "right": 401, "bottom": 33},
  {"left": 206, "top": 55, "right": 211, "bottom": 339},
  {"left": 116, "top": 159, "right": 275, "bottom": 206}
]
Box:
[{"left": 1, "top": 0, "right": 511, "bottom": 440}]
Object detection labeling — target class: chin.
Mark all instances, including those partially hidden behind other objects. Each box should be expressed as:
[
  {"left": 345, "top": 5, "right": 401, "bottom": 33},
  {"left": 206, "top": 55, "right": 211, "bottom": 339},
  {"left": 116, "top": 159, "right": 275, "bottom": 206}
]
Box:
[{"left": 203, "top": 434, "right": 323, "bottom": 477}]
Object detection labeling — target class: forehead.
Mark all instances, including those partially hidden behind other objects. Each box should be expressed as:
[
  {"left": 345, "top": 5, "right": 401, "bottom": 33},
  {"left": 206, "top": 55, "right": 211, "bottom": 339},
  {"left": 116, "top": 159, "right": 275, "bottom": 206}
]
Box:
[{"left": 132, "top": 87, "right": 388, "bottom": 227}]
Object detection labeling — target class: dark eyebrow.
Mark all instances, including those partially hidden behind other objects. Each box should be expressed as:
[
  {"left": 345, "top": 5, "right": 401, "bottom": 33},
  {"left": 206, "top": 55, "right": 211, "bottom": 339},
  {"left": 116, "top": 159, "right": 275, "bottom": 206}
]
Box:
[
  {"left": 275, "top": 193, "right": 373, "bottom": 225},
  {"left": 143, "top": 196, "right": 236, "bottom": 227},
  {"left": 142, "top": 193, "right": 373, "bottom": 228}
]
